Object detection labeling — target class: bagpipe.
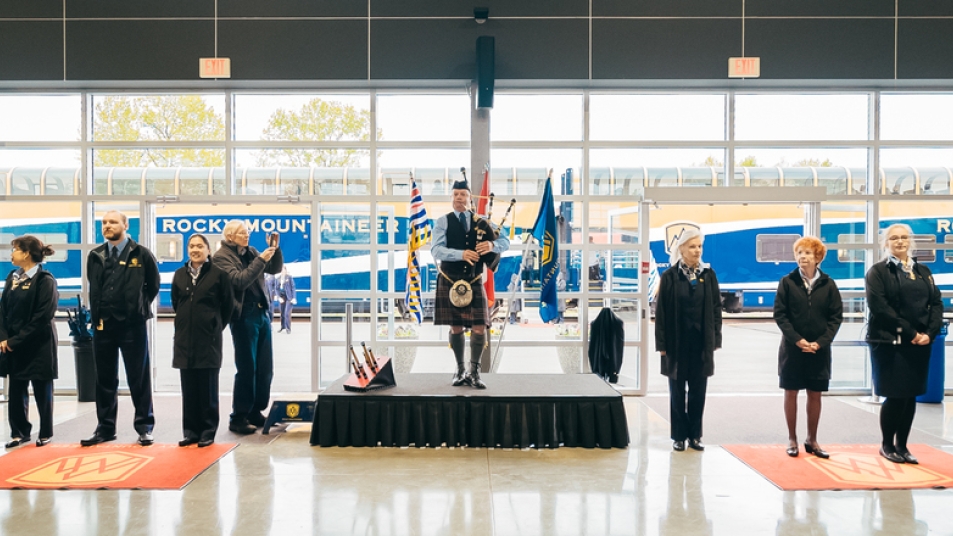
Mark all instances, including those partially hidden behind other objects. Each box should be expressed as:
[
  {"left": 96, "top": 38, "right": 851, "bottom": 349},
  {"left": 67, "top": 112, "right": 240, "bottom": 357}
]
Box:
[{"left": 460, "top": 167, "right": 516, "bottom": 273}]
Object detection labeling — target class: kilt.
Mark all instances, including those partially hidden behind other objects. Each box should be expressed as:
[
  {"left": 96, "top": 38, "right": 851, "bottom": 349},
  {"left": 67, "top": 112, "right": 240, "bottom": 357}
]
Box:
[{"left": 434, "top": 271, "right": 488, "bottom": 327}]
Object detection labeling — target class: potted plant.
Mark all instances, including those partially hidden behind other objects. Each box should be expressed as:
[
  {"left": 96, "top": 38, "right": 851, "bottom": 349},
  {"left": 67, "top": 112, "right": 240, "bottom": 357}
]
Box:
[
  {"left": 555, "top": 323, "right": 582, "bottom": 374},
  {"left": 377, "top": 323, "right": 419, "bottom": 373}
]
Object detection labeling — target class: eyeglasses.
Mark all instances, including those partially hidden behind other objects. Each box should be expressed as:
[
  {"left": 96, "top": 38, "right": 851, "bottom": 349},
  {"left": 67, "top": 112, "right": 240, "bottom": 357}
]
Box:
[{"left": 887, "top": 235, "right": 910, "bottom": 242}]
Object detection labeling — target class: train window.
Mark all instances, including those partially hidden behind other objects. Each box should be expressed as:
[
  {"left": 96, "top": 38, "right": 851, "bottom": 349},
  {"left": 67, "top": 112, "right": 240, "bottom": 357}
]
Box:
[
  {"left": 179, "top": 168, "right": 217, "bottom": 195},
  {"left": 944, "top": 235, "right": 953, "bottom": 263},
  {"left": 883, "top": 168, "right": 917, "bottom": 195},
  {"left": 815, "top": 167, "right": 850, "bottom": 195},
  {"left": 757, "top": 234, "right": 800, "bottom": 263},
  {"left": 45, "top": 168, "right": 77, "bottom": 195},
  {"left": 242, "top": 167, "right": 277, "bottom": 195},
  {"left": 646, "top": 168, "right": 678, "bottom": 187},
  {"left": 144, "top": 168, "right": 176, "bottom": 195},
  {"left": 589, "top": 167, "right": 612, "bottom": 195},
  {"left": 515, "top": 168, "right": 548, "bottom": 195},
  {"left": 156, "top": 234, "right": 183, "bottom": 262},
  {"left": 920, "top": 168, "right": 952, "bottom": 195},
  {"left": 681, "top": 167, "right": 715, "bottom": 188},
  {"left": 911, "top": 235, "right": 935, "bottom": 263},
  {"left": 278, "top": 168, "right": 310, "bottom": 195},
  {"left": 346, "top": 168, "right": 371, "bottom": 195},
  {"left": 837, "top": 234, "right": 865, "bottom": 263},
  {"left": 314, "top": 168, "right": 344, "bottom": 195},
  {"left": 781, "top": 167, "right": 814, "bottom": 188},
  {"left": 747, "top": 167, "right": 781, "bottom": 188}
]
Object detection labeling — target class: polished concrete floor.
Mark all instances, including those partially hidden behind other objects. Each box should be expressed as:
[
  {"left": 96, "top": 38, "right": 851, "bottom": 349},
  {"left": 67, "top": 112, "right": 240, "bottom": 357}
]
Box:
[{"left": 0, "top": 395, "right": 951, "bottom": 535}]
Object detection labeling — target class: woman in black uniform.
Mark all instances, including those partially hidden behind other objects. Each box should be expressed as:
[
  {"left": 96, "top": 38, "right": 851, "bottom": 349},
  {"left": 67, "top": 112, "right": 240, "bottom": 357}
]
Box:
[
  {"left": 171, "top": 234, "right": 234, "bottom": 447},
  {"left": 866, "top": 223, "right": 943, "bottom": 464},
  {"left": 774, "top": 236, "right": 843, "bottom": 458},
  {"left": 0, "top": 236, "right": 58, "bottom": 448},
  {"left": 655, "top": 228, "right": 722, "bottom": 452}
]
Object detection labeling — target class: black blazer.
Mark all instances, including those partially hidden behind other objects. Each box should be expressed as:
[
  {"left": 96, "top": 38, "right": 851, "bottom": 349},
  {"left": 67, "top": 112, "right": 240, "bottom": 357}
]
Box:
[
  {"left": 655, "top": 265, "right": 722, "bottom": 378},
  {"left": 87, "top": 239, "right": 160, "bottom": 324},
  {"left": 171, "top": 261, "right": 234, "bottom": 369},
  {"left": 589, "top": 308, "right": 624, "bottom": 383},
  {"left": 773, "top": 268, "right": 843, "bottom": 378},
  {"left": 865, "top": 258, "right": 943, "bottom": 344},
  {"left": 212, "top": 241, "right": 283, "bottom": 322},
  {"left": 0, "top": 267, "right": 59, "bottom": 381}
]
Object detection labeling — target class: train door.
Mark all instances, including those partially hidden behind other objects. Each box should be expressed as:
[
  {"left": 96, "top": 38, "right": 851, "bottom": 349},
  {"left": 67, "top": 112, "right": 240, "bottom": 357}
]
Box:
[
  {"left": 150, "top": 202, "right": 314, "bottom": 393},
  {"left": 642, "top": 187, "right": 826, "bottom": 394}
]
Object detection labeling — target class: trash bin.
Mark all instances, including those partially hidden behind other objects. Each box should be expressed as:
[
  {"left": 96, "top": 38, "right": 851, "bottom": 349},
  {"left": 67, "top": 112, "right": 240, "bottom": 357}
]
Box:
[
  {"left": 72, "top": 340, "right": 96, "bottom": 402},
  {"left": 917, "top": 322, "right": 947, "bottom": 404}
]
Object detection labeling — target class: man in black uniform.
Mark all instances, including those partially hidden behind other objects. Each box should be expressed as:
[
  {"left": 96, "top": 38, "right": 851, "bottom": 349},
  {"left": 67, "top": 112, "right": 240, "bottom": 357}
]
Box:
[
  {"left": 431, "top": 179, "right": 509, "bottom": 388},
  {"left": 81, "top": 211, "right": 160, "bottom": 446}
]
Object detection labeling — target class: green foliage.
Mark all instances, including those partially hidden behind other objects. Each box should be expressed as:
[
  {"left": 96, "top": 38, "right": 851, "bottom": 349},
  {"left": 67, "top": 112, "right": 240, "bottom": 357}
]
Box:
[
  {"left": 695, "top": 155, "right": 724, "bottom": 167},
  {"left": 254, "top": 98, "right": 380, "bottom": 167},
  {"left": 794, "top": 158, "right": 833, "bottom": 167},
  {"left": 737, "top": 155, "right": 759, "bottom": 167},
  {"left": 93, "top": 96, "right": 225, "bottom": 167}
]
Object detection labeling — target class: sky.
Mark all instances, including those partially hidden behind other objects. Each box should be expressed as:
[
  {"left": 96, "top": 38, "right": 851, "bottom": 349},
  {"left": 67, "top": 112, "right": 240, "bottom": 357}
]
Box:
[{"left": 1, "top": 92, "right": 952, "bottom": 170}]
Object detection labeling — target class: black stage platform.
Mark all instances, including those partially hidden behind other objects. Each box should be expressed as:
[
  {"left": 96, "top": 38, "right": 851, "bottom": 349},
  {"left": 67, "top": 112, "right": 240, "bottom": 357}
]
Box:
[{"left": 310, "top": 373, "right": 629, "bottom": 449}]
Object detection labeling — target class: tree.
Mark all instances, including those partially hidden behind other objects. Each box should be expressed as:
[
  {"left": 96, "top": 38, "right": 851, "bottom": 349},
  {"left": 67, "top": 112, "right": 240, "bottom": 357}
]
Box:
[
  {"left": 695, "top": 155, "right": 724, "bottom": 167},
  {"left": 794, "top": 158, "right": 833, "bottom": 167},
  {"left": 254, "top": 98, "right": 380, "bottom": 167},
  {"left": 93, "top": 96, "right": 225, "bottom": 167},
  {"left": 737, "top": 155, "right": 759, "bottom": 167}
]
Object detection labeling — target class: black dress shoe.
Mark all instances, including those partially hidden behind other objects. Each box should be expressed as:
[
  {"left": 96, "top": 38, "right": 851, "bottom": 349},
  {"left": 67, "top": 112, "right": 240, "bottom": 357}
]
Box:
[
  {"left": 198, "top": 439, "right": 215, "bottom": 448},
  {"left": 80, "top": 433, "right": 117, "bottom": 447},
  {"left": 896, "top": 447, "right": 919, "bottom": 464},
  {"left": 229, "top": 421, "right": 257, "bottom": 435},
  {"left": 36, "top": 437, "right": 52, "bottom": 447},
  {"left": 4, "top": 437, "right": 29, "bottom": 449},
  {"left": 879, "top": 446, "right": 906, "bottom": 464},
  {"left": 688, "top": 439, "right": 705, "bottom": 451},
  {"left": 137, "top": 433, "right": 154, "bottom": 446},
  {"left": 673, "top": 440, "right": 686, "bottom": 451},
  {"left": 786, "top": 445, "right": 799, "bottom": 457},
  {"left": 178, "top": 438, "right": 198, "bottom": 447},
  {"left": 247, "top": 412, "right": 266, "bottom": 427},
  {"left": 804, "top": 442, "right": 830, "bottom": 459}
]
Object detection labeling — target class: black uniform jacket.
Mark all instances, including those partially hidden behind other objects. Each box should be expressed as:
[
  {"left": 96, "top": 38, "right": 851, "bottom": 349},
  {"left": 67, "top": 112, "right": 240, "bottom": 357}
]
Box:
[
  {"left": 87, "top": 239, "right": 160, "bottom": 324},
  {"left": 589, "top": 307, "right": 625, "bottom": 383},
  {"left": 0, "top": 267, "right": 59, "bottom": 381},
  {"left": 171, "top": 261, "right": 234, "bottom": 369},
  {"left": 655, "top": 265, "right": 723, "bottom": 378},
  {"left": 773, "top": 268, "right": 843, "bottom": 378},
  {"left": 211, "top": 241, "right": 283, "bottom": 323},
  {"left": 865, "top": 258, "right": 943, "bottom": 344}
]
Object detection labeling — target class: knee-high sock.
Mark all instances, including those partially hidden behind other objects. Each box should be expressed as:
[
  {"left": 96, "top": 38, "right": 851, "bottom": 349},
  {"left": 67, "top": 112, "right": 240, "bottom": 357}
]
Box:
[
  {"left": 449, "top": 331, "right": 466, "bottom": 367},
  {"left": 470, "top": 332, "right": 486, "bottom": 366}
]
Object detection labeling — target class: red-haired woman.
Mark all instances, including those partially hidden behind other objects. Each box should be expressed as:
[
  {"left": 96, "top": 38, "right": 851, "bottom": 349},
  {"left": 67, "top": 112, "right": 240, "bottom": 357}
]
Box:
[{"left": 773, "top": 236, "right": 843, "bottom": 458}]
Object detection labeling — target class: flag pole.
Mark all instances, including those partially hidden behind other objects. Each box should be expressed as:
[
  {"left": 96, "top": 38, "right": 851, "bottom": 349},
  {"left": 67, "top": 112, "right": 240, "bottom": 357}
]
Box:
[{"left": 489, "top": 231, "right": 536, "bottom": 371}]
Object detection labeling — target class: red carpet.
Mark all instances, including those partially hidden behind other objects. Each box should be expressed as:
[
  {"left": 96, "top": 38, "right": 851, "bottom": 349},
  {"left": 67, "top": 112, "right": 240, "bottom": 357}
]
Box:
[
  {"left": 724, "top": 444, "right": 953, "bottom": 491},
  {"left": 0, "top": 442, "right": 236, "bottom": 490}
]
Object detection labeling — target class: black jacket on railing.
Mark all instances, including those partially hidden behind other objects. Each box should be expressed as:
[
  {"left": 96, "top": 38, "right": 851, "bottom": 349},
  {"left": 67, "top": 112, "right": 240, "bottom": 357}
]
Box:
[{"left": 589, "top": 307, "right": 624, "bottom": 383}]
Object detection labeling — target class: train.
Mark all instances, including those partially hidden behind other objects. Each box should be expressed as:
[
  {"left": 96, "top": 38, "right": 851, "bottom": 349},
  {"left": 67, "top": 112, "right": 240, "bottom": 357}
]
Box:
[{"left": 2, "top": 165, "right": 951, "bottom": 315}]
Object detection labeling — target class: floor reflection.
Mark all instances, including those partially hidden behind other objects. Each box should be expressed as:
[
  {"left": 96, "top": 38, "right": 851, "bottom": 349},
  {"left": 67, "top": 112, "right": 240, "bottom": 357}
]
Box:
[
  {"left": 776, "top": 492, "right": 827, "bottom": 536},
  {"left": 659, "top": 452, "right": 711, "bottom": 536}
]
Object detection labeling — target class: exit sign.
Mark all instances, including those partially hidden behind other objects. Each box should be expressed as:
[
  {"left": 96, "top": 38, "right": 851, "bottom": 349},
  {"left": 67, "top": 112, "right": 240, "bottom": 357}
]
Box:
[
  {"left": 728, "top": 57, "right": 760, "bottom": 78},
  {"left": 199, "top": 57, "right": 231, "bottom": 79}
]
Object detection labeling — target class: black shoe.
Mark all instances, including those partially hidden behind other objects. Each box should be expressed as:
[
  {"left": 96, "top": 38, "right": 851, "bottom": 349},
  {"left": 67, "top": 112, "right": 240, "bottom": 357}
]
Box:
[
  {"left": 896, "top": 447, "right": 919, "bottom": 464},
  {"left": 36, "top": 437, "right": 52, "bottom": 447},
  {"left": 198, "top": 439, "right": 215, "bottom": 448},
  {"left": 688, "top": 438, "right": 705, "bottom": 451},
  {"left": 804, "top": 442, "right": 829, "bottom": 459},
  {"left": 786, "top": 445, "right": 799, "bottom": 457},
  {"left": 80, "top": 433, "right": 116, "bottom": 447},
  {"left": 467, "top": 361, "right": 487, "bottom": 389},
  {"left": 247, "top": 412, "right": 266, "bottom": 427},
  {"left": 451, "top": 366, "right": 469, "bottom": 387},
  {"left": 137, "top": 433, "right": 154, "bottom": 446},
  {"left": 229, "top": 421, "right": 257, "bottom": 435},
  {"left": 673, "top": 440, "right": 686, "bottom": 452},
  {"left": 4, "top": 437, "right": 30, "bottom": 449},
  {"left": 178, "top": 438, "right": 198, "bottom": 447},
  {"left": 879, "top": 446, "right": 905, "bottom": 464}
]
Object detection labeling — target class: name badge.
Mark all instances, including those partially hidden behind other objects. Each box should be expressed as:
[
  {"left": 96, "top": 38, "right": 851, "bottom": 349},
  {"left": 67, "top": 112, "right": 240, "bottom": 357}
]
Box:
[{"left": 97, "top": 319, "right": 104, "bottom": 331}]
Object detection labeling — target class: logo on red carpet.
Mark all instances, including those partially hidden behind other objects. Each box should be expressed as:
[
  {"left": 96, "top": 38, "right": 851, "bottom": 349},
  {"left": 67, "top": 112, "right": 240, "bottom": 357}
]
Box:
[
  {"left": 808, "top": 450, "right": 953, "bottom": 486},
  {"left": 8, "top": 451, "right": 154, "bottom": 487}
]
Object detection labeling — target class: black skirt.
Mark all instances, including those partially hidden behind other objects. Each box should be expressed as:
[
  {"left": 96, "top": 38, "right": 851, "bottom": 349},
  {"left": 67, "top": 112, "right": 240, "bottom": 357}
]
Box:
[
  {"left": 778, "top": 343, "right": 831, "bottom": 392},
  {"left": 870, "top": 342, "right": 931, "bottom": 398}
]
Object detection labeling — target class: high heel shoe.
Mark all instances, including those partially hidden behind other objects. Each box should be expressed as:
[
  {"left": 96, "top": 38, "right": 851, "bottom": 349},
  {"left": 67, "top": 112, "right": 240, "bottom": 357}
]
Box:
[
  {"left": 786, "top": 445, "right": 799, "bottom": 457},
  {"left": 896, "top": 446, "right": 919, "bottom": 464},
  {"left": 879, "top": 446, "right": 905, "bottom": 464},
  {"left": 804, "top": 442, "right": 830, "bottom": 459}
]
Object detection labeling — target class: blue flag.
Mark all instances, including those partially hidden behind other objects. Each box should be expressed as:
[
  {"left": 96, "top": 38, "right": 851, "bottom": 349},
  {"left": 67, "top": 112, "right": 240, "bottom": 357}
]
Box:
[
  {"left": 531, "top": 176, "right": 559, "bottom": 323},
  {"left": 406, "top": 176, "right": 432, "bottom": 324}
]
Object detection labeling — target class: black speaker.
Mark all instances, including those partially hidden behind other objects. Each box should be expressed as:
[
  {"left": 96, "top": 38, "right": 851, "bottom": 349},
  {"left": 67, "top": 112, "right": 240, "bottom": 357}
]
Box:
[{"left": 476, "top": 36, "right": 495, "bottom": 109}]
